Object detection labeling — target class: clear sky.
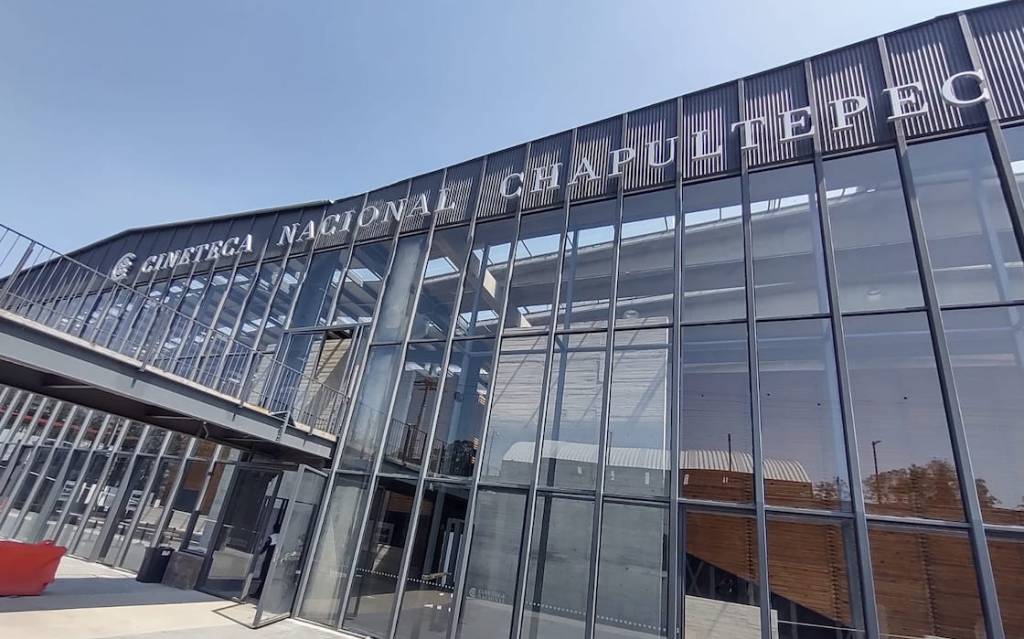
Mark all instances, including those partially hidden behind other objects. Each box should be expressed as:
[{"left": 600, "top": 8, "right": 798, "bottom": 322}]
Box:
[{"left": 0, "top": 0, "right": 997, "bottom": 252}]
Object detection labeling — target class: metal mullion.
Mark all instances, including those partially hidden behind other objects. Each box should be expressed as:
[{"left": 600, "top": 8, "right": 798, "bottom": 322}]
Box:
[
  {"left": 48, "top": 414, "right": 112, "bottom": 540},
  {"left": 584, "top": 114, "right": 627, "bottom": 639},
  {"left": 166, "top": 259, "right": 220, "bottom": 375},
  {"left": 66, "top": 420, "right": 134, "bottom": 554},
  {"left": 290, "top": 196, "right": 373, "bottom": 617},
  {"left": 113, "top": 430, "right": 173, "bottom": 567},
  {"left": 0, "top": 388, "right": 22, "bottom": 446},
  {"left": 88, "top": 424, "right": 153, "bottom": 563},
  {"left": 510, "top": 139, "right": 575, "bottom": 639},
  {"left": 0, "top": 399, "right": 60, "bottom": 513},
  {"left": 25, "top": 408, "right": 95, "bottom": 541},
  {"left": 104, "top": 267, "right": 159, "bottom": 352},
  {"left": 331, "top": 182, "right": 423, "bottom": 630},
  {"left": 877, "top": 34, "right": 1005, "bottom": 639},
  {"left": 149, "top": 437, "right": 198, "bottom": 547},
  {"left": 148, "top": 256, "right": 208, "bottom": 370},
  {"left": 0, "top": 394, "right": 40, "bottom": 482},
  {"left": 804, "top": 59, "right": 881, "bottom": 639},
  {"left": 9, "top": 406, "right": 83, "bottom": 537},
  {"left": 736, "top": 78, "right": 773, "bottom": 639},
  {"left": 385, "top": 172, "right": 464, "bottom": 639},
  {"left": 670, "top": 94, "right": 685, "bottom": 639},
  {"left": 958, "top": 14, "right": 1024, "bottom": 267}
]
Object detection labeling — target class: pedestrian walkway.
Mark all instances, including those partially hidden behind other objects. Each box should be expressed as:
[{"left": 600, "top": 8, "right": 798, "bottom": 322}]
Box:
[{"left": 0, "top": 556, "right": 346, "bottom": 639}]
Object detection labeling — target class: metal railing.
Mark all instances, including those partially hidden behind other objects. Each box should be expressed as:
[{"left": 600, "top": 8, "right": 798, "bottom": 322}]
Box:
[{"left": 0, "top": 224, "right": 347, "bottom": 436}]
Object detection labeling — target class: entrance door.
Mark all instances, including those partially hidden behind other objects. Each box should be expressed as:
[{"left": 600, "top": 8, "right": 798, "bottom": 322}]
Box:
[
  {"left": 197, "top": 466, "right": 283, "bottom": 600},
  {"left": 250, "top": 465, "right": 328, "bottom": 627}
]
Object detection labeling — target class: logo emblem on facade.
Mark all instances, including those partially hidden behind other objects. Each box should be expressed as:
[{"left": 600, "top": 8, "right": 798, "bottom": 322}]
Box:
[{"left": 110, "top": 252, "right": 136, "bottom": 281}]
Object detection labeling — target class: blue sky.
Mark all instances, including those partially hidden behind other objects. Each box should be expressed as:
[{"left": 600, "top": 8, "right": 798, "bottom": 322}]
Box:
[{"left": 0, "top": 0, "right": 995, "bottom": 252}]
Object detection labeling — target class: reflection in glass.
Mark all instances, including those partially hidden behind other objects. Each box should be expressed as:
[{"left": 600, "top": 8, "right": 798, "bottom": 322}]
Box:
[
  {"left": 156, "top": 459, "right": 208, "bottom": 548},
  {"left": 681, "top": 323, "right": 753, "bottom": 503},
  {"left": 682, "top": 177, "right": 746, "bottom": 323},
  {"left": 557, "top": 199, "right": 617, "bottom": 330},
  {"left": 542, "top": 332, "right": 608, "bottom": 490},
  {"left": 431, "top": 339, "right": 495, "bottom": 478},
  {"left": 606, "top": 329, "right": 670, "bottom": 497},
  {"left": 944, "top": 306, "right": 1024, "bottom": 525},
  {"left": 298, "top": 474, "right": 371, "bottom": 626},
  {"left": 522, "top": 495, "right": 594, "bottom": 639},
  {"left": 767, "top": 517, "right": 863, "bottom": 638},
  {"left": 617, "top": 189, "right": 677, "bottom": 327},
  {"left": 683, "top": 509, "right": 761, "bottom": 639},
  {"left": 480, "top": 336, "right": 547, "bottom": 485},
  {"left": 757, "top": 319, "right": 850, "bottom": 511},
  {"left": 843, "top": 313, "right": 964, "bottom": 521},
  {"left": 869, "top": 525, "right": 985, "bottom": 639},
  {"left": 291, "top": 249, "right": 348, "bottom": 328},
  {"left": 988, "top": 534, "right": 1024, "bottom": 638},
  {"left": 823, "top": 150, "right": 923, "bottom": 312},
  {"left": 341, "top": 345, "right": 403, "bottom": 472},
  {"left": 505, "top": 210, "right": 564, "bottom": 333},
  {"left": 344, "top": 477, "right": 418, "bottom": 638},
  {"left": 457, "top": 219, "right": 515, "bottom": 337},
  {"left": 382, "top": 343, "right": 445, "bottom": 475},
  {"left": 749, "top": 165, "right": 829, "bottom": 318},
  {"left": 908, "top": 133, "right": 1024, "bottom": 305},
  {"left": 334, "top": 241, "right": 393, "bottom": 327},
  {"left": 594, "top": 501, "right": 668, "bottom": 639},
  {"left": 375, "top": 234, "right": 429, "bottom": 343},
  {"left": 457, "top": 489, "right": 527, "bottom": 639},
  {"left": 411, "top": 226, "right": 471, "bottom": 339},
  {"left": 393, "top": 483, "right": 469, "bottom": 639}
]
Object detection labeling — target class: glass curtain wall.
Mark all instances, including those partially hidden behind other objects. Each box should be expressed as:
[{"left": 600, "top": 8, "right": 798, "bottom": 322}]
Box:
[{"left": 296, "top": 126, "right": 1024, "bottom": 639}]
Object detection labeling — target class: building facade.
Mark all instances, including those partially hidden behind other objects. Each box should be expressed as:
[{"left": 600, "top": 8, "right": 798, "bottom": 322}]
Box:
[{"left": 3, "top": 3, "right": 1024, "bottom": 638}]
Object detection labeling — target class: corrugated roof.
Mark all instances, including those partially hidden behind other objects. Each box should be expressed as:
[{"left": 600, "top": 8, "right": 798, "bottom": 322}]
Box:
[{"left": 502, "top": 441, "right": 811, "bottom": 484}]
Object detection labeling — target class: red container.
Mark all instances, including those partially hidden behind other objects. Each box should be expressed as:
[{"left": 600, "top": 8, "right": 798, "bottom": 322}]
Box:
[{"left": 0, "top": 540, "right": 66, "bottom": 596}]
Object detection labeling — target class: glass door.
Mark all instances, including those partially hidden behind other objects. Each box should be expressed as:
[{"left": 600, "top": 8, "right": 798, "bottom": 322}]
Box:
[{"left": 251, "top": 465, "right": 329, "bottom": 627}]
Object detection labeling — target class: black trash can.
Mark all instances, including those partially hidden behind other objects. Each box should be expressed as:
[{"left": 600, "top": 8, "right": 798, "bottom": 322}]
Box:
[{"left": 136, "top": 546, "right": 174, "bottom": 583}]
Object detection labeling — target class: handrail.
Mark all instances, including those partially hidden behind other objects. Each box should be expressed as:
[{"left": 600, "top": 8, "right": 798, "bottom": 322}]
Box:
[{"left": 0, "top": 223, "right": 348, "bottom": 436}]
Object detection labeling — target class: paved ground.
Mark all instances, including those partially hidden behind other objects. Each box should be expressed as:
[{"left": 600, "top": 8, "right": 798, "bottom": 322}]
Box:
[{"left": 0, "top": 556, "right": 350, "bottom": 639}]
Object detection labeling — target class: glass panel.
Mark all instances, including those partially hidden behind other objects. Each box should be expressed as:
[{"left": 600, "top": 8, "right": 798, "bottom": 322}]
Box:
[
  {"left": 291, "top": 249, "right": 347, "bottom": 328},
  {"left": 341, "top": 345, "right": 403, "bottom": 472},
  {"left": 843, "top": 313, "right": 964, "bottom": 521},
  {"left": 682, "top": 177, "right": 745, "bottom": 323},
  {"left": 757, "top": 319, "right": 850, "bottom": 511},
  {"left": 73, "top": 453, "right": 131, "bottom": 558},
  {"left": 457, "top": 219, "right": 515, "bottom": 337},
  {"left": 12, "top": 448, "right": 69, "bottom": 541},
  {"left": 156, "top": 459, "right": 207, "bottom": 548},
  {"left": 606, "top": 328, "right": 670, "bottom": 497},
  {"left": 393, "top": 483, "right": 469, "bottom": 639},
  {"left": 185, "top": 461, "right": 234, "bottom": 554},
  {"left": 480, "top": 335, "right": 547, "bottom": 485},
  {"left": 767, "top": 517, "right": 863, "bottom": 638},
  {"left": 235, "top": 259, "right": 284, "bottom": 346},
  {"left": 259, "top": 255, "right": 305, "bottom": 350},
  {"left": 869, "top": 525, "right": 986, "bottom": 639},
  {"left": 616, "top": 189, "right": 677, "bottom": 327},
  {"left": 374, "top": 234, "right": 429, "bottom": 343},
  {"left": 521, "top": 495, "right": 594, "bottom": 639},
  {"left": 824, "top": 150, "right": 923, "bottom": 312},
  {"left": 908, "top": 133, "right": 1024, "bottom": 306},
  {"left": 594, "top": 501, "right": 668, "bottom": 639},
  {"left": 681, "top": 322, "right": 753, "bottom": 503},
  {"left": 100, "top": 455, "right": 157, "bottom": 565},
  {"left": 504, "top": 210, "right": 564, "bottom": 333},
  {"left": 557, "top": 199, "right": 617, "bottom": 331},
  {"left": 298, "top": 473, "right": 372, "bottom": 626},
  {"left": 334, "top": 241, "right": 393, "bottom": 327},
  {"left": 542, "top": 332, "right": 608, "bottom": 490},
  {"left": 430, "top": 338, "right": 495, "bottom": 479},
  {"left": 457, "top": 488, "right": 527, "bottom": 639},
  {"left": 119, "top": 458, "right": 181, "bottom": 571},
  {"left": 683, "top": 509, "right": 761, "bottom": 639},
  {"left": 382, "top": 343, "right": 446, "bottom": 476},
  {"left": 412, "top": 226, "right": 471, "bottom": 339},
  {"left": 944, "top": 306, "right": 1024, "bottom": 525},
  {"left": 37, "top": 449, "right": 89, "bottom": 541},
  {"left": 55, "top": 453, "right": 108, "bottom": 547},
  {"left": 988, "top": 534, "right": 1024, "bottom": 639},
  {"left": 749, "top": 164, "right": 829, "bottom": 318},
  {"left": 344, "top": 477, "right": 418, "bottom": 638}
]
